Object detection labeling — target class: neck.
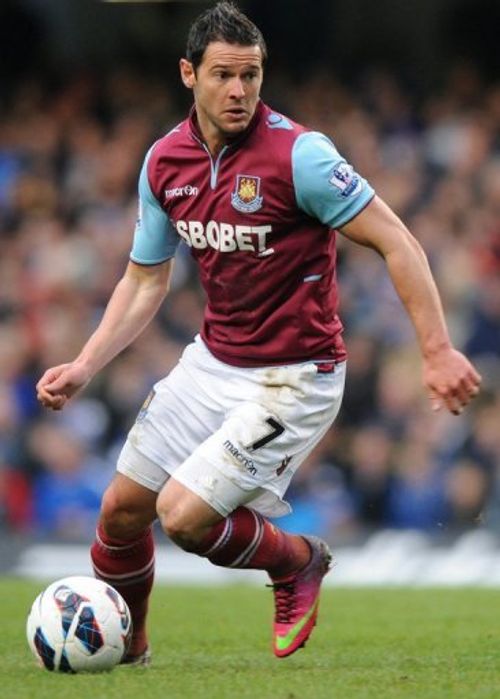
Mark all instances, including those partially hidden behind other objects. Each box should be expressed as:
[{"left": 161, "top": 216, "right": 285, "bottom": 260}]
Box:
[
  {"left": 205, "top": 136, "right": 226, "bottom": 158},
  {"left": 196, "top": 114, "right": 228, "bottom": 157}
]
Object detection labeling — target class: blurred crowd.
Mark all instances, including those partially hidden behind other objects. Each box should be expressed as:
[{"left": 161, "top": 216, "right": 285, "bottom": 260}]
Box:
[{"left": 0, "top": 63, "right": 499, "bottom": 544}]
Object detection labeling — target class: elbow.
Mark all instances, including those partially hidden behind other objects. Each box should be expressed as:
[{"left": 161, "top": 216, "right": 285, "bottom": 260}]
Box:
[
  {"left": 388, "top": 225, "right": 428, "bottom": 261},
  {"left": 404, "top": 229, "right": 427, "bottom": 257},
  {"left": 382, "top": 228, "right": 431, "bottom": 276},
  {"left": 407, "top": 231, "right": 429, "bottom": 266}
]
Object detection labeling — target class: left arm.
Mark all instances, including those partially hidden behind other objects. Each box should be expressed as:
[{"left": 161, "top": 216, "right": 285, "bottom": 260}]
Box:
[{"left": 340, "top": 195, "right": 481, "bottom": 414}]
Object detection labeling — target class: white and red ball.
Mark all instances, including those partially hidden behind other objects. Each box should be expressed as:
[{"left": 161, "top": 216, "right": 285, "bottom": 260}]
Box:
[{"left": 26, "top": 576, "right": 132, "bottom": 673}]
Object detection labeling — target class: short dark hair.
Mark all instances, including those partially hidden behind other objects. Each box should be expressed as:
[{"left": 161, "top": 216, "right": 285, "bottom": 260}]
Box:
[{"left": 186, "top": 1, "right": 267, "bottom": 69}]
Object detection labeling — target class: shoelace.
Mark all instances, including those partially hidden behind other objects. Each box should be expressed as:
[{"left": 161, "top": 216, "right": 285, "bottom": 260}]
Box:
[{"left": 267, "top": 581, "right": 296, "bottom": 624}]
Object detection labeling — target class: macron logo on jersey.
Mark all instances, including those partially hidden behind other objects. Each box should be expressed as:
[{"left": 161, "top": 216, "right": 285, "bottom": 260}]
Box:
[
  {"left": 176, "top": 220, "right": 274, "bottom": 256},
  {"left": 164, "top": 184, "right": 199, "bottom": 200}
]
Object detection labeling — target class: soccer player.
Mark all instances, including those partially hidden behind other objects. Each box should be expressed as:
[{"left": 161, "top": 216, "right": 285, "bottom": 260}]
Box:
[{"left": 36, "top": 1, "right": 481, "bottom": 662}]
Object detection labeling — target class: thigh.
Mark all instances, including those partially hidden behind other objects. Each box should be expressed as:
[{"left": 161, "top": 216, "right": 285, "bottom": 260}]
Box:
[
  {"left": 122, "top": 344, "right": 225, "bottom": 476},
  {"left": 173, "top": 361, "right": 347, "bottom": 518}
]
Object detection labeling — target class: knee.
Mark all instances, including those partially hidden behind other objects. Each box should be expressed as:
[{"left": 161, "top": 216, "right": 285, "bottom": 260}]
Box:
[
  {"left": 100, "top": 487, "right": 149, "bottom": 540},
  {"left": 156, "top": 506, "right": 204, "bottom": 552}
]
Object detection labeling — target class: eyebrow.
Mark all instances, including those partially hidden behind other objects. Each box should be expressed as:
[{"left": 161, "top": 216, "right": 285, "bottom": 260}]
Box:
[{"left": 209, "top": 63, "right": 261, "bottom": 71}]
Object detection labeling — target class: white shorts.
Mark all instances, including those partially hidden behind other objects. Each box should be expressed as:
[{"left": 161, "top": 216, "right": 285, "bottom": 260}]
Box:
[{"left": 117, "top": 336, "right": 346, "bottom": 518}]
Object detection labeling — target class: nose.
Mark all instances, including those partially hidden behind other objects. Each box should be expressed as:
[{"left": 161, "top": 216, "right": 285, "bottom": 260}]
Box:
[{"left": 229, "top": 77, "right": 245, "bottom": 99}]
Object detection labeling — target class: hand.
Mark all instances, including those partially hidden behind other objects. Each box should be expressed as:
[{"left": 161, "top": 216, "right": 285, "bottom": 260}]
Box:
[
  {"left": 36, "top": 362, "right": 92, "bottom": 411},
  {"left": 423, "top": 348, "right": 482, "bottom": 415}
]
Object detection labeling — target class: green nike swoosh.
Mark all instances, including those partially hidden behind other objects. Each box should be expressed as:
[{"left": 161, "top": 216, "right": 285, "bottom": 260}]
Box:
[{"left": 275, "top": 597, "right": 319, "bottom": 651}]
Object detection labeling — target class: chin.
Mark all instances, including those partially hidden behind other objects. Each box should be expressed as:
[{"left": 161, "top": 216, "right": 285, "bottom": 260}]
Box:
[{"left": 223, "top": 121, "right": 250, "bottom": 135}]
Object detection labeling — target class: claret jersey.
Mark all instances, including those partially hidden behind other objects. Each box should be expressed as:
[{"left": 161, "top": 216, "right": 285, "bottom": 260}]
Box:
[{"left": 131, "top": 101, "right": 375, "bottom": 367}]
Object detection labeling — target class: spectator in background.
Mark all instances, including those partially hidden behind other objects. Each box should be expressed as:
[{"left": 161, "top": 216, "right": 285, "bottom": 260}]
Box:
[
  {"left": 276, "top": 435, "right": 357, "bottom": 541},
  {"left": 27, "top": 422, "right": 106, "bottom": 541}
]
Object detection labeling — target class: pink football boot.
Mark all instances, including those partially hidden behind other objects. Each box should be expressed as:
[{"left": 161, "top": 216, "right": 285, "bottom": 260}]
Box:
[{"left": 269, "top": 536, "right": 333, "bottom": 658}]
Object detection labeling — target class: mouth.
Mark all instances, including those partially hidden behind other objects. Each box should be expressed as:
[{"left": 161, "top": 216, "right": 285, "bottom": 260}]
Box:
[{"left": 223, "top": 108, "right": 248, "bottom": 120}]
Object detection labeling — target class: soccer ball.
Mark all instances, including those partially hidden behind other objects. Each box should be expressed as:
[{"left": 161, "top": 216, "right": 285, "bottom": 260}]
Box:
[{"left": 26, "top": 576, "right": 132, "bottom": 673}]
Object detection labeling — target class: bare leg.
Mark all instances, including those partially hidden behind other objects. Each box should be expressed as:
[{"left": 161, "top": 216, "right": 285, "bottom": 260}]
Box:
[{"left": 156, "top": 478, "right": 310, "bottom": 575}]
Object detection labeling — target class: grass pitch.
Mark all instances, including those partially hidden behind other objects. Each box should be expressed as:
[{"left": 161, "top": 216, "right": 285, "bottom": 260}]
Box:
[{"left": 1, "top": 578, "right": 500, "bottom": 699}]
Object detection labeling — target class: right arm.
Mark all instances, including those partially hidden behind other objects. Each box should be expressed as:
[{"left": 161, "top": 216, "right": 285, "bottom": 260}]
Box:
[
  {"left": 36, "top": 259, "right": 173, "bottom": 410},
  {"left": 38, "top": 140, "right": 180, "bottom": 411}
]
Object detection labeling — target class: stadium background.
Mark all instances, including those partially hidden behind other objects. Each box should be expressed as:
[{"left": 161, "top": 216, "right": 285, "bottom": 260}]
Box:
[{"left": 0, "top": 0, "right": 499, "bottom": 582}]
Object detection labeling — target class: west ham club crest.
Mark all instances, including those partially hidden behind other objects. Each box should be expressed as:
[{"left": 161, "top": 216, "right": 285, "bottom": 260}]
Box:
[{"left": 231, "top": 174, "right": 263, "bottom": 213}]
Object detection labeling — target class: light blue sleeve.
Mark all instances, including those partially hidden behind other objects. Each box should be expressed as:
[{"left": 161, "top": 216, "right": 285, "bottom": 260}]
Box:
[
  {"left": 130, "top": 147, "right": 179, "bottom": 264},
  {"left": 292, "top": 131, "right": 375, "bottom": 229}
]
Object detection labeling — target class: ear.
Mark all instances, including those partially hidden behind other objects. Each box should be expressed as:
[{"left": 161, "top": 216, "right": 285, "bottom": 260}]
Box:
[{"left": 180, "top": 58, "right": 196, "bottom": 89}]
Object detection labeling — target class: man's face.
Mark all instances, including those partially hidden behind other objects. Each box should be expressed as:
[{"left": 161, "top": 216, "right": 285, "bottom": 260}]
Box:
[{"left": 180, "top": 41, "right": 263, "bottom": 147}]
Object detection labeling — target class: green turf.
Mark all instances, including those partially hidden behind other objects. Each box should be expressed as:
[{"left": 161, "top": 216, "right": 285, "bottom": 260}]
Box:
[{"left": 1, "top": 578, "right": 500, "bottom": 699}]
